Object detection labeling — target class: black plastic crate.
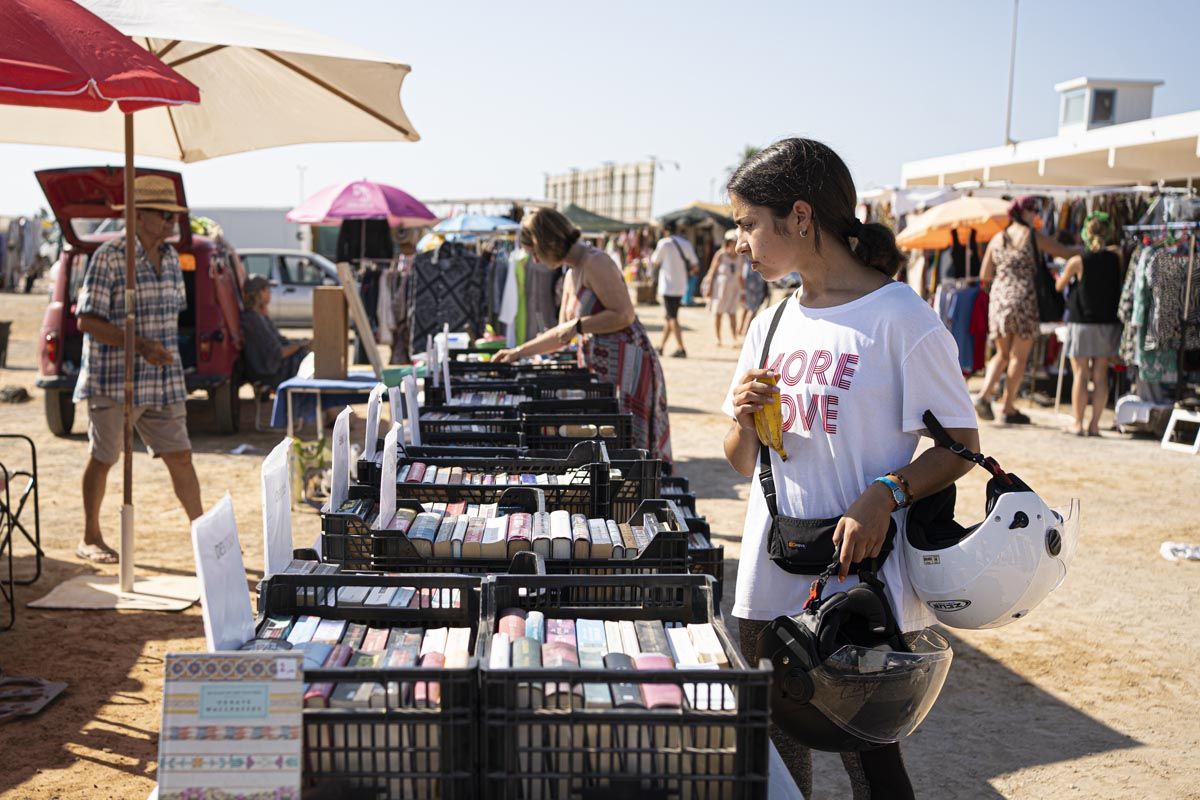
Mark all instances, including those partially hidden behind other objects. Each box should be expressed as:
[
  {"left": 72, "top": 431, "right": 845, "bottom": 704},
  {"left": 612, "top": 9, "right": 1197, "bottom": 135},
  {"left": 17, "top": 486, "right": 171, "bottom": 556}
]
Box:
[
  {"left": 522, "top": 413, "right": 634, "bottom": 451},
  {"left": 427, "top": 375, "right": 618, "bottom": 404},
  {"left": 384, "top": 460, "right": 610, "bottom": 518},
  {"left": 321, "top": 495, "right": 692, "bottom": 579},
  {"left": 608, "top": 454, "right": 662, "bottom": 524},
  {"left": 417, "top": 398, "right": 625, "bottom": 441},
  {"left": 449, "top": 360, "right": 588, "bottom": 377},
  {"left": 256, "top": 572, "right": 481, "bottom": 800},
  {"left": 477, "top": 573, "right": 770, "bottom": 800},
  {"left": 688, "top": 543, "right": 726, "bottom": 604},
  {"left": 358, "top": 440, "right": 610, "bottom": 492}
]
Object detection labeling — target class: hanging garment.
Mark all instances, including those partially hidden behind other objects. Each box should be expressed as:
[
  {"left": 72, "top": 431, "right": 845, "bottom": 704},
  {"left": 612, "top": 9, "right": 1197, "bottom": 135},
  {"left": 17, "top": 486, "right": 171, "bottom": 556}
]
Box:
[
  {"left": 336, "top": 219, "right": 394, "bottom": 264},
  {"left": 511, "top": 249, "right": 529, "bottom": 346},
  {"left": 498, "top": 251, "right": 519, "bottom": 346},
  {"left": 388, "top": 256, "right": 413, "bottom": 364},
  {"left": 566, "top": 245, "right": 672, "bottom": 465},
  {"left": 1147, "top": 248, "right": 1200, "bottom": 352},
  {"left": 1117, "top": 246, "right": 1143, "bottom": 365},
  {"left": 376, "top": 266, "right": 395, "bottom": 346},
  {"left": 523, "top": 258, "right": 559, "bottom": 341},
  {"left": 1132, "top": 246, "right": 1177, "bottom": 383},
  {"left": 945, "top": 285, "right": 980, "bottom": 374},
  {"left": 407, "top": 242, "right": 487, "bottom": 354},
  {"left": 970, "top": 289, "right": 989, "bottom": 373},
  {"left": 945, "top": 229, "right": 981, "bottom": 281}
]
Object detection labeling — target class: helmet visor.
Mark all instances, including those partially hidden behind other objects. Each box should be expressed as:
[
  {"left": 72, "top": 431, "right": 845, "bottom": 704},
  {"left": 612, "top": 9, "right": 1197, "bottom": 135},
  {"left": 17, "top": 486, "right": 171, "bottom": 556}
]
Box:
[
  {"left": 1049, "top": 497, "right": 1080, "bottom": 582},
  {"left": 809, "top": 629, "right": 953, "bottom": 744}
]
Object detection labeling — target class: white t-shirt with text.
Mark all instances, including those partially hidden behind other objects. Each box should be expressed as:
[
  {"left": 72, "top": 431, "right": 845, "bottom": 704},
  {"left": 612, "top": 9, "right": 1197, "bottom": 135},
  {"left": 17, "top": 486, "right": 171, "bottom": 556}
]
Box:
[
  {"left": 721, "top": 282, "right": 977, "bottom": 630},
  {"left": 652, "top": 235, "right": 697, "bottom": 297}
]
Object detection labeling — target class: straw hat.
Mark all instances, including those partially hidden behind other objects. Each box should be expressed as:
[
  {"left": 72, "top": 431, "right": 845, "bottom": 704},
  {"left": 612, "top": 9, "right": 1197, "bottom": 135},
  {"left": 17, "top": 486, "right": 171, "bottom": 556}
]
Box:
[
  {"left": 724, "top": 228, "right": 739, "bottom": 242},
  {"left": 113, "top": 175, "right": 189, "bottom": 213}
]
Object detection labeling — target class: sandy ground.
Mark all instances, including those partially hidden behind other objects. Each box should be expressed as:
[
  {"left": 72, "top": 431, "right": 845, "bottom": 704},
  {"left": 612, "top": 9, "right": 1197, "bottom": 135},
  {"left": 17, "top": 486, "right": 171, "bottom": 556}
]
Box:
[{"left": 0, "top": 286, "right": 1197, "bottom": 799}]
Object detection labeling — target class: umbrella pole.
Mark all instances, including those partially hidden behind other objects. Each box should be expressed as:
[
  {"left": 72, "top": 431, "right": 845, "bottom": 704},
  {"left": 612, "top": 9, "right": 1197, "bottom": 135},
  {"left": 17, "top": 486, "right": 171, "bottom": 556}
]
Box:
[{"left": 120, "top": 113, "right": 136, "bottom": 593}]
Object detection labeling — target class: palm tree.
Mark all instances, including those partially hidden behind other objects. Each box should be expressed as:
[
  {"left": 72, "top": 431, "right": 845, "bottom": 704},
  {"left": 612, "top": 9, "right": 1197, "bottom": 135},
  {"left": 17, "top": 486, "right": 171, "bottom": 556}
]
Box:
[{"left": 726, "top": 145, "right": 761, "bottom": 180}]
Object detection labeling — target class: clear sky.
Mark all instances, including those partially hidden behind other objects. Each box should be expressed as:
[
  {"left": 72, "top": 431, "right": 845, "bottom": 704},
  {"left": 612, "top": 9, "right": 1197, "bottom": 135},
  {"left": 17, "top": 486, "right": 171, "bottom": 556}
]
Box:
[{"left": 2, "top": 0, "right": 1199, "bottom": 218}]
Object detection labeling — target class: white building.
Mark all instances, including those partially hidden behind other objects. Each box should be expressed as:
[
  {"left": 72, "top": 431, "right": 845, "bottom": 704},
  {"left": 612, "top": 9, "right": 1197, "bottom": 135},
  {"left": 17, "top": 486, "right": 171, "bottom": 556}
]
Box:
[{"left": 901, "top": 78, "right": 1200, "bottom": 188}]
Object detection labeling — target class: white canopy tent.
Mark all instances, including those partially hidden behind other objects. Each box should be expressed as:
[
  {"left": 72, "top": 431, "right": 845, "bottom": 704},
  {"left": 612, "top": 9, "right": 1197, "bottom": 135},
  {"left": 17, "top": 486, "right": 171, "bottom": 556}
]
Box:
[
  {"left": 901, "top": 109, "right": 1200, "bottom": 189},
  {"left": 0, "top": 0, "right": 419, "bottom": 160}
]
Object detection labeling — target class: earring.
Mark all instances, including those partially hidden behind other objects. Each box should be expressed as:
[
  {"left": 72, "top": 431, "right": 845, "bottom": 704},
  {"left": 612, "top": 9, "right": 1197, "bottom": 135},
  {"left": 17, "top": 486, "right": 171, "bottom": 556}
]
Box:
[{"left": 799, "top": 227, "right": 809, "bottom": 239}]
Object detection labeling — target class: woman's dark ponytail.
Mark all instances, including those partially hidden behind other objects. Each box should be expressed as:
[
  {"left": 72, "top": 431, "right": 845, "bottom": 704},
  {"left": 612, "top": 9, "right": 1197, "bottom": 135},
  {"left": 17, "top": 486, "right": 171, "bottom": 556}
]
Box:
[
  {"left": 728, "top": 137, "right": 903, "bottom": 278},
  {"left": 850, "top": 221, "right": 904, "bottom": 278}
]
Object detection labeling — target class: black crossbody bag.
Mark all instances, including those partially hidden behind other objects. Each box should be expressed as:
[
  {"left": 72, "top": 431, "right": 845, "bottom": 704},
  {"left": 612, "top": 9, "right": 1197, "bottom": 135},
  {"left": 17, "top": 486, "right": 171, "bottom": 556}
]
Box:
[{"left": 755, "top": 298, "right": 895, "bottom": 575}]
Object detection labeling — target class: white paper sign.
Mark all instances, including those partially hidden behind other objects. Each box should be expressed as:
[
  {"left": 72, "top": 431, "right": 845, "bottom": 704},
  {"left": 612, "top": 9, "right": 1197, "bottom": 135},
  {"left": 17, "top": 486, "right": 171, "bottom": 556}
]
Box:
[
  {"left": 329, "top": 406, "right": 352, "bottom": 511},
  {"left": 439, "top": 338, "right": 453, "bottom": 404},
  {"left": 403, "top": 375, "right": 422, "bottom": 446},
  {"left": 260, "top": 438, "right": 293, "bottom": 578},
  {"left": 365, "top": 383, "right": 386, "bottom": 461},
  {"left": 388, "top": 383, "right": 404, "bottom": 430},
  {"left": 377, "top": 422, "right": 402, "bottom": 530},
  {"left": 191, "top": 493, "right": 255, "bottom": 651}
]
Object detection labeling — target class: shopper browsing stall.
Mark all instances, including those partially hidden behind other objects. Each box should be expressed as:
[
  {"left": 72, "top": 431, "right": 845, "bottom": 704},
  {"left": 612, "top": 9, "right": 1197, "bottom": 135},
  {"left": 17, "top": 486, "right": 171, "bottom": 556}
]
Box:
[
  {"left": 974, "top": 196, "right": 1080, "bottom": 424},
  {"left": 1055, "top": 213, "right": 1123, "bottom": 436},
  {"left": 703, "top": 229, "right": 744, "bottom": 347},
  {"left": 494, "top": 208, "right": 673, "bottom": 464},
  {"left": 722, "top": 138, "right": 979, "bottom": 798}
]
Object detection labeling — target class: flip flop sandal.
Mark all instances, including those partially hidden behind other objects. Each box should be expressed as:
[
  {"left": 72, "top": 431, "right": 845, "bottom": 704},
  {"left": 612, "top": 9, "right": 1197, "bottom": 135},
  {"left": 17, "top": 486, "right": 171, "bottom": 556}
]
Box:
[{"left": 75, "top": 543, "right": 119, "bottom": 564}]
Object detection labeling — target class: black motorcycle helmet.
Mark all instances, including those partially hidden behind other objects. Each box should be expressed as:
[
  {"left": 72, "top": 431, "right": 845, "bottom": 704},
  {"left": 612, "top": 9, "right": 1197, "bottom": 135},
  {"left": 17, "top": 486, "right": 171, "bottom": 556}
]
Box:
[{"left": 756, "top": 574, "right": 953, "bottom": 752}]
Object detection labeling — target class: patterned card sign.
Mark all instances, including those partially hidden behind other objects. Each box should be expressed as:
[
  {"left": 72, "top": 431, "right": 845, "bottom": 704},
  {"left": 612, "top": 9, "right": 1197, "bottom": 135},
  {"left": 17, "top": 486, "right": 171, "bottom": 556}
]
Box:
[{"left": 158, "top": 652, "right": 303, "bottom": 800}]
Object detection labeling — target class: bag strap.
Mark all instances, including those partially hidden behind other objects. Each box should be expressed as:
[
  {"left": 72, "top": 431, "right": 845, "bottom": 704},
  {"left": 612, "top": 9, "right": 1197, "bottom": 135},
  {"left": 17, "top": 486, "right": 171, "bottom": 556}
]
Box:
[
  {"left": 922, "top": 409, "right": 1013, "bottom": 485},
  {"left": 756, "top": 297, "right": 792, "bottom": 518},
  {"left": 669, "top": 237, "right": 695, "bottom": 270}
]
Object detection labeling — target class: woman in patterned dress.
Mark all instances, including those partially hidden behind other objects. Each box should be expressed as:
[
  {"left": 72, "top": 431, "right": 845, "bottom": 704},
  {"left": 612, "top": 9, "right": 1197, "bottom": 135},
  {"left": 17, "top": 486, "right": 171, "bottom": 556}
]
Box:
[
  {"left": 974, "top": 196, "right": 1079, "bottom": 424},
  {"left": 494, "top": 208, "right": 673, "bottom": 465},
  {"left": 703, "top": 230, "right": 744, "bottom": 346}
]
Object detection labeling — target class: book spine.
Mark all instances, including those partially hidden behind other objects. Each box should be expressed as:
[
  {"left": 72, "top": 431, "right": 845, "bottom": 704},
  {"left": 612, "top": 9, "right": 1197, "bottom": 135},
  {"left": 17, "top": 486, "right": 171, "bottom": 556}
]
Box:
[
  {"left": 524, "top": 610, "right": 545, "bottom": 643},
  {"left": 303, "top": 644, "right": 351, "bottom": 707},
  {"left": 634, "top": 620, "right": 671, "bottom": 656}
]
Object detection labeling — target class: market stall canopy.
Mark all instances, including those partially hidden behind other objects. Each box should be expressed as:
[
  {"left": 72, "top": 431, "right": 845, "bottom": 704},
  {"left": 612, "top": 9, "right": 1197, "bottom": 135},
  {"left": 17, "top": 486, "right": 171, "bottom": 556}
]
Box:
[
  {"left": 0, "top": 0, "right": 418, "bottom": 161},
  {"left": 0, "top": 0, "right": 200, "bottom": 112},
  {"left": 562, "top": 203, "right": 636, "bottom": 233},
  {"left": 659, "top": 201, "right": 735, "bottom": 229},
  {"left": 901, "top": 109, "right": 1200, "bottom": 189},
  {"left": 432, "top": 214, "right": 520, "bottom": 235},
  {"left": 895, "top": 196, "right": 1011, "bottom": 251},
  {"left": 287, "top": 179, "right": 436, "bottom": 228}
]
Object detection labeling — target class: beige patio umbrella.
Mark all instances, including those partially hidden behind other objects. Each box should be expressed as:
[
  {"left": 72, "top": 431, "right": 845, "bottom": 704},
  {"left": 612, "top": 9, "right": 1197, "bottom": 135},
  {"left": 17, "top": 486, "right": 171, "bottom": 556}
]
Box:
[
  {"left": 1, "top": 0, "right": 420, "bottom": 594},
  {"left": 0, "top": 0, "right": 419, "bottom": 159}
]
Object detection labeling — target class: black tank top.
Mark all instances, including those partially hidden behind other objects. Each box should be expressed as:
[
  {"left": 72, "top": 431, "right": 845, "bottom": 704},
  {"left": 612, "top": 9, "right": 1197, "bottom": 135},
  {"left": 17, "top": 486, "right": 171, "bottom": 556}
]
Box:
[{"left": 1067, "top": 250, "right": 1121, "bottom": 324}]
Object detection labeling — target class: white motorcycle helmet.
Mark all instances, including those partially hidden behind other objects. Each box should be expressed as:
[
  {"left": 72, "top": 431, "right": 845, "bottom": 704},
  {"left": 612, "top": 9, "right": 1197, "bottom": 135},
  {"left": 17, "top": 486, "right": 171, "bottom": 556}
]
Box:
[{"left": 903, "top": 412, "right": 1080, "bottom": 630}]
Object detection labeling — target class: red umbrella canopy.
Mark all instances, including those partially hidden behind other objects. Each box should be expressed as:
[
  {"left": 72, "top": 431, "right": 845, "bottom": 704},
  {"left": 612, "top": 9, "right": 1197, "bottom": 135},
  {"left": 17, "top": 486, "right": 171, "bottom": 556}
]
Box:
[{"left": 0, "top": 0, "right": 199, "bottom": 112}]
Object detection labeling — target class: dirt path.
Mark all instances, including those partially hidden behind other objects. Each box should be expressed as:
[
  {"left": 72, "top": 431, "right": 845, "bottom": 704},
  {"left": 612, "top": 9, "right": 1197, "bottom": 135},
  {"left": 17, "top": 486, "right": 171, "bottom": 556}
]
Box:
[{"left": 0, "top": 288, "right": 1197, "bottom": 799}]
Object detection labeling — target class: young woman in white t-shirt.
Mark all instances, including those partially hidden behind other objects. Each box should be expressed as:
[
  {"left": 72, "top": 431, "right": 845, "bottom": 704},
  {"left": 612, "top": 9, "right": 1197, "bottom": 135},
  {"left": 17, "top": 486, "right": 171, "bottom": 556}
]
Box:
[{"left": 723, "top": 138, "right": 981, "bottom": 799}]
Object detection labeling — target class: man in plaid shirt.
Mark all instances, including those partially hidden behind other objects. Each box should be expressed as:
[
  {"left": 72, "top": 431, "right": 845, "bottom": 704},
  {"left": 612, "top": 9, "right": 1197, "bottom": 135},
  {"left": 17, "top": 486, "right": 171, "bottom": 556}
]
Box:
[{"left": 74, "top": 175, "right": 204, "bottom": 563}]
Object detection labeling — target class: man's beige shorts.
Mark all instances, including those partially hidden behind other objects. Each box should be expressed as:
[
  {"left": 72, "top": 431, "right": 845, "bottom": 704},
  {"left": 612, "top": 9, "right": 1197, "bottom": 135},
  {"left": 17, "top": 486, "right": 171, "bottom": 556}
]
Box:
[{"left": 87, "top": 395, "right": 191, "bottom": 465}]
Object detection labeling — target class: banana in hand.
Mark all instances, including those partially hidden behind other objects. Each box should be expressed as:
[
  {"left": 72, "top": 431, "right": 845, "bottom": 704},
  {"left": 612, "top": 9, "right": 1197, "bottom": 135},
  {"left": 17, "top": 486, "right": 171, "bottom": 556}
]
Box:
[{"left": 753, "top": 373, "right": 788, "bottom": 461}]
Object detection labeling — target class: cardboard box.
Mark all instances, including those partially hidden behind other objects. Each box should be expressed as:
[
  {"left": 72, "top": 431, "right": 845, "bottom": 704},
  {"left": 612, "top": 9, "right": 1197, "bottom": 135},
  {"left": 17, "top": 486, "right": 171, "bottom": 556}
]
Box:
[{"left": 312, "top": 286, "right": 347, "bottom": 379}]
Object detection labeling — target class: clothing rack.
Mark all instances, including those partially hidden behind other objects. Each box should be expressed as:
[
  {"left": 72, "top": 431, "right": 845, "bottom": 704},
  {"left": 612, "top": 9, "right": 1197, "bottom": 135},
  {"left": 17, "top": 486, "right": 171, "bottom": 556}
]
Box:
[{"left": 1122, "top": 221, "right": 1199, "bottom": 404}]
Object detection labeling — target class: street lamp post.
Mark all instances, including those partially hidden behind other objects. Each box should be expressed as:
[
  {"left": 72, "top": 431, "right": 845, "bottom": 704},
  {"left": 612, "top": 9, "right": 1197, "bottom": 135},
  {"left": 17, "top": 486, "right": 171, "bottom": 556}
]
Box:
[{"left": 1003, "top": 0, "right": 1020, "bottom": 146}]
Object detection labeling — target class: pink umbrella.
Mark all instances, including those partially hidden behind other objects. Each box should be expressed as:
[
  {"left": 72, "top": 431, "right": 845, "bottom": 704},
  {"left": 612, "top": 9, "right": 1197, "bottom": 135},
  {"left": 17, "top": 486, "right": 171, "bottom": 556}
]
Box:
[{"left": 287, "top": 178, "right": 436, "bottom": 228}]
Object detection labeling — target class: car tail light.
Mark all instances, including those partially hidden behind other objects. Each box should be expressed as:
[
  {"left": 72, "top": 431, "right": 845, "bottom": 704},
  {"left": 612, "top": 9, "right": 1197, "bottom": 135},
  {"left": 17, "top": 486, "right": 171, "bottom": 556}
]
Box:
[
  {"left": 199, "top": 336, "right": 212, "bottom": 361},
  {"left": 45, "top": 332, "right": 59, "bottom": 367}
]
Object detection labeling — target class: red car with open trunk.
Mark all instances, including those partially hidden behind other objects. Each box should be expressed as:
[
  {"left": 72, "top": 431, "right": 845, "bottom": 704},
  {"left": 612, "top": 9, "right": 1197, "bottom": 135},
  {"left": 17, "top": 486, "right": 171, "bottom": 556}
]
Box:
[{"left": 35, "top": 166, "right": 244, "bottom": 435}]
